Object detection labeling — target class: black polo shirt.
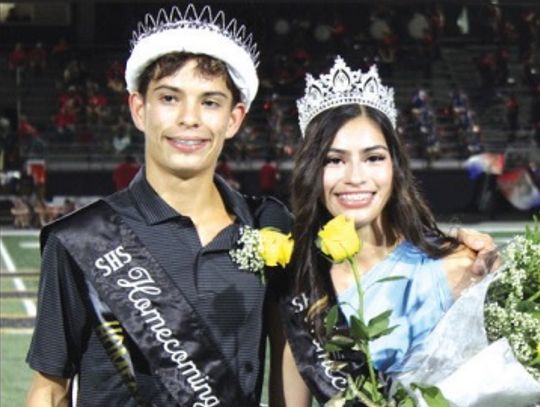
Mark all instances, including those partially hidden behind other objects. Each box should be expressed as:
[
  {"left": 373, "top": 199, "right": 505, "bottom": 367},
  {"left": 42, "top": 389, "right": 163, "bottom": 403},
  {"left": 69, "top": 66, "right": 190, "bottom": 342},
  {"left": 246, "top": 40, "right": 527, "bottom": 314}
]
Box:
[{"left": 27, "top": 169, "right": 292, "bottom": 406}]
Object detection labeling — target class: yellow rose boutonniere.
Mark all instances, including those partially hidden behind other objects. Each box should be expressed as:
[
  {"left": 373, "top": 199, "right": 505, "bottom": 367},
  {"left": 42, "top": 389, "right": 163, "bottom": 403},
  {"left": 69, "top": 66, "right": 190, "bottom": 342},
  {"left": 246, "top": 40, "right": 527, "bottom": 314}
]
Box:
[
  {"left": 318, "top": 214, "right": 361, "bottom": 262},
  {"left": 259, "top": 229, "right": 294, "bottom": 268},
  {"left": 230, "top": 226, "right": 293, "bottom": 283}
]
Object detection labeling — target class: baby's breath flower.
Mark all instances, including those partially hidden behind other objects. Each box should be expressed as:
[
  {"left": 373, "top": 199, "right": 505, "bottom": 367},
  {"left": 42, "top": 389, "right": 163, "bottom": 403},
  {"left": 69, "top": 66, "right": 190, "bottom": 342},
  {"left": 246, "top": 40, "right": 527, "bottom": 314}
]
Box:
[
  {"left": 485, "top": 224, "right": 540, "bottom": 381},
  {"left": 229, "top": 225, "right": 293, "bottom": 283}
]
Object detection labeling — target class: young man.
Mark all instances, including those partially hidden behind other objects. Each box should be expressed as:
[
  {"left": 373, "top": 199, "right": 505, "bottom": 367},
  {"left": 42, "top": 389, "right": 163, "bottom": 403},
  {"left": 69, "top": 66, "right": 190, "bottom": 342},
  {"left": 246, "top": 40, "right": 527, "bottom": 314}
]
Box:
[{"left": 26, "top": 4, "right": 291, "bottom": 406}]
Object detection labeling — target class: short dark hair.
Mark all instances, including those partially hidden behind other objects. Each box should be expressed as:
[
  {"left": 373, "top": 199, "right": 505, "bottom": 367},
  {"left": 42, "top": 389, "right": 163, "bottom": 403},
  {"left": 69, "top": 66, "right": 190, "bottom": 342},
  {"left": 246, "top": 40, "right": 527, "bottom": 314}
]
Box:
[{"left": 136, "top": 52, "right": 241, "bottom": 106}]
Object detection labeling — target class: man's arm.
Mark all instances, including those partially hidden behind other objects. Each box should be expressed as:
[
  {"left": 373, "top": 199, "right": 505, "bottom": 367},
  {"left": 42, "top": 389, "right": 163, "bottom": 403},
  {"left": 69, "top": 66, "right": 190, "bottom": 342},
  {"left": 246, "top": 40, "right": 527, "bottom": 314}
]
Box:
[
  {"left": 451, "top": 227, "right": 498, "bottom": 275},
  {"left": 26, "top": 372, "right": 70, "bottom": 407}
]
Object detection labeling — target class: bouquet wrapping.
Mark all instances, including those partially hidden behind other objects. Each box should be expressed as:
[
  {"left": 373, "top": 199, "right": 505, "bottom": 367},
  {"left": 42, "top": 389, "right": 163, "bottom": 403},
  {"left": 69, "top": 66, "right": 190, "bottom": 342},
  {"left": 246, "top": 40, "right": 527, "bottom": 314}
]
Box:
[{"left": 394, "top": 236, "right": 540, "bottom": 407}]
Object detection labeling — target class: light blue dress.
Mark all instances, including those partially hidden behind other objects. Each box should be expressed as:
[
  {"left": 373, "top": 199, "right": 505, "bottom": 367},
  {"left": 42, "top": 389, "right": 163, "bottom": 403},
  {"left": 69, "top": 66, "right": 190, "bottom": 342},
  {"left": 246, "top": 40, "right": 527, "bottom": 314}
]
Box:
[{"left": 338, "top": 241, "right": 454, "bottom": 374}]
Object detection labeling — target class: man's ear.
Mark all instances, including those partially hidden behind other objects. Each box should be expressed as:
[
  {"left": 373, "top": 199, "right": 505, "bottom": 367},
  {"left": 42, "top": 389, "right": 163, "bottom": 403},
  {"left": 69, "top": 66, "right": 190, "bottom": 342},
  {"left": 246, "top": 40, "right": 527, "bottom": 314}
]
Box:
[
  {"left": 225, "top": 103, "right": 247, "bottom": 140},
  {"left": 128, "top": 92, "right": 146, "bottom": 132}
]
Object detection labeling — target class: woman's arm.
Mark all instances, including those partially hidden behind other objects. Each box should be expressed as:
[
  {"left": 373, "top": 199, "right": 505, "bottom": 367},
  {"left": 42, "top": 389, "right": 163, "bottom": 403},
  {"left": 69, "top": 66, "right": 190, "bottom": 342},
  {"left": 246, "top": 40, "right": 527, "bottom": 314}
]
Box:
[
  {"left": 267, "top": 298, "right": 312, "bottom": 407},
  {"left": 26, "top": 372, "right": 70, "bottom": 407},
  {"left": 282, "top": 342, "right": 312, "bottom": 406}
]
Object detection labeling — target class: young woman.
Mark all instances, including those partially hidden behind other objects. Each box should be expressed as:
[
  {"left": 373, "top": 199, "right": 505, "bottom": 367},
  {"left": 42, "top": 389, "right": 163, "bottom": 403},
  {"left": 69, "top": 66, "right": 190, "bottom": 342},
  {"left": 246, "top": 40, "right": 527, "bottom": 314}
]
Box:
[{"left": 273, "top": 57, "right": 489, "bottom": 405}]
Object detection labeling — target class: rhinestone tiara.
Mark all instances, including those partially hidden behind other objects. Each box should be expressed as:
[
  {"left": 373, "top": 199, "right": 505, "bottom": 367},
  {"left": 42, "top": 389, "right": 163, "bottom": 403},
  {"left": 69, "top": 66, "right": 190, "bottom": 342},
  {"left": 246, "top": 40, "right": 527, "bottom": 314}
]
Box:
[
  {"left": 297, "top": 56, "right": 397, "bottom": 136},
  {"left": 130, "top": 4, "right": 260, "bottom": 67}
]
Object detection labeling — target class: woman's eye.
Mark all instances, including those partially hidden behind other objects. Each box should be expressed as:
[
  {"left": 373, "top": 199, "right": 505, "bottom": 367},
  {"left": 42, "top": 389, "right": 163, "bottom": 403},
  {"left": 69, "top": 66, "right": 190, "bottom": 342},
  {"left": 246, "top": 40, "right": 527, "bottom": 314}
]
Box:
[
  {"left": 367, "top": 155, "right": 386, "bottom": 163},
  {"left": 324, "top": 156, "right": 343, "bottom": 165}
]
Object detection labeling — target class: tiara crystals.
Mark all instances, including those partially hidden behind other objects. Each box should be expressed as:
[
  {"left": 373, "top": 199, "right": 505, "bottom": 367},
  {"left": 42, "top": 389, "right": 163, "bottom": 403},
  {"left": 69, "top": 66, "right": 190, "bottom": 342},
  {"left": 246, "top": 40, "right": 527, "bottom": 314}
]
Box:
[
  {"left": 297, "top": 56, "right": 398, "bottom": 136},
  {"left": 130, "top": 4, "right": 260, "bottom": 67},
  {"left": 125, "top": 4, "right": 260, "bottom": 108}
]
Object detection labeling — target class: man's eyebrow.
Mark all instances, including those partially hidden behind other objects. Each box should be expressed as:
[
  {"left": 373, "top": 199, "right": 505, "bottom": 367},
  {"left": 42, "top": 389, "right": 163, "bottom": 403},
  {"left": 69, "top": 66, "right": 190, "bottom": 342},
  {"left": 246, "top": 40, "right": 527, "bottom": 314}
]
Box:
[{"left": 151, "top": 85, "right": 229, "bottom": 99}]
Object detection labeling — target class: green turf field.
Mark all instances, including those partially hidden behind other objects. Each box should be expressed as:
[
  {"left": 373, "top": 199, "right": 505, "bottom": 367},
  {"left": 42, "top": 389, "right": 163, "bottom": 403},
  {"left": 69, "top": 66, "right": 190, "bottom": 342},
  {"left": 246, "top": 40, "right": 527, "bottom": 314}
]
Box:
[{"left": 0, "top": 222, "right": 531, "bottom": 406}]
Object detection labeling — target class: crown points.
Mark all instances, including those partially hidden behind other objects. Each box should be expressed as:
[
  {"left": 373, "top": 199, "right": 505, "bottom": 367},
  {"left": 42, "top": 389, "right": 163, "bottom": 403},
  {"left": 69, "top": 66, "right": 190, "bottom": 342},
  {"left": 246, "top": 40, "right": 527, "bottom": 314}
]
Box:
[
  {"left": 130, "top": 4, "right": 259, "bottom": 66},
  {"left": 297, "top": 56, "right": 397, "bottom": 136}
]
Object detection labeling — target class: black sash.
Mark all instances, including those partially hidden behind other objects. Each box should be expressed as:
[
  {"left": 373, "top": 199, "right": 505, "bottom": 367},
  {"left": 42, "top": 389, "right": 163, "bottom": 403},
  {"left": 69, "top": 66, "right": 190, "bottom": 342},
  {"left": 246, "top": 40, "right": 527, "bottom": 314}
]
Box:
[
  {"left": 46, "top": 200, "right": 254, "bottom": 407},
  {"left": 275, "top": 279, "right": 368, "bottom": 404}
]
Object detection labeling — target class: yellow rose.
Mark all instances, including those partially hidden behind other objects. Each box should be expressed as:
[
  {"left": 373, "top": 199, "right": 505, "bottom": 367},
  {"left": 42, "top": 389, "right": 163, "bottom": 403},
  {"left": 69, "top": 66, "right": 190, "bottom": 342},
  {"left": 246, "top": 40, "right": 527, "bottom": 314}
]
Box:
[
  {"left": 259, "top": 229, "right": 294, "bottom": 267},
  {"left": 318, "top": 214, "right": 361, "bottom": 262}
]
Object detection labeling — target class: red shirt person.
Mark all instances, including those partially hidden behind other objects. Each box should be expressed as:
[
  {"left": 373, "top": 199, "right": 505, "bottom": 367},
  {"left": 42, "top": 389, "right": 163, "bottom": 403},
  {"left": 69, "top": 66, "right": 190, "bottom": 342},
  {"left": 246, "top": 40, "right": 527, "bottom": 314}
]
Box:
[{"left": 112, "top": 155, "right": 140, "bottom": 191}]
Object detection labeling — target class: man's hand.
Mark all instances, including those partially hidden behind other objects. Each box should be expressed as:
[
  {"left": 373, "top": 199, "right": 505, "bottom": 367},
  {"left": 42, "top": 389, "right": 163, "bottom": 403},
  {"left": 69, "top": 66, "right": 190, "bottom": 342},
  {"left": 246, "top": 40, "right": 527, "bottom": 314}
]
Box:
[{"left": 451, "top": 227, "right": 499, "bottom": 275}]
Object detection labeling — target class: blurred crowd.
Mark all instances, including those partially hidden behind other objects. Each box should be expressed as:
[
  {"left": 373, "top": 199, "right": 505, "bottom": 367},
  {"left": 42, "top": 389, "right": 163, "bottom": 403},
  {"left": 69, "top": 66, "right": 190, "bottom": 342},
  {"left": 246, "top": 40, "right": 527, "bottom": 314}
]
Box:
[{"left": 1, "top": 2, "right": 539, "bottom": 213}]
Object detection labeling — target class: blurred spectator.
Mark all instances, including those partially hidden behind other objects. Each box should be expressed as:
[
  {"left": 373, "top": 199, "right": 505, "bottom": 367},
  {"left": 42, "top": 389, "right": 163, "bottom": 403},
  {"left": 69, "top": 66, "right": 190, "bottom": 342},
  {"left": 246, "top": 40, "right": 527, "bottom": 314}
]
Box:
[
  {"left": 517, "top": 9, "right": 536, "bottom": 62},
  {"left": 531, "top": 87, "right": 540, "bottom": 146},
  {"left": 113, "top": 155, "right": 140, "bottom": 191},
  {"left": 52, "top": 104, "right": 77, "bottom": 143},
  {"left": 33, "top": 197, "right": 54, "bottom": 227},
  {"left": 112, "top": 119, "right": 133, "bottom": 154},
  {"left": 106, "top": 60, "right": 126, "bottom": 94},
  {"left": 50, "top": 37, "right": 71, "bottom": 67},
  {"left": 58, "top": 198, "right": 76, "bottom": 219},
  {"left": 62, "top": 59, "right": 87, "bottom": 90},
  {"left": 18, "top": 114, "right": 45, "bottom": 155},
  {"left": 8, "top": 42, "right": 27, "bottom": 73},
  {"left": 58, "top": 86, "right": 83, "bottom": 117},
  {"left": 494, "top": 46, "right": 510, "bottom": 86},
  {"left": 10, "top": 196, "right": 31, "bottom": 228},
  {"left": 216, "top": 156, "right": 240, "bottom": 190},
  {"left": 258, "top": 156, "right": 279, "bottom": 195},
  {"left": 28, "top": 42, "right": 47, "bottom": 75},
  {"left": 505, "top": 93, "right": 519, "bottom": 143},
  {"left": 475, "top": 52, "right": 496, "bottom": 92},
  {"left": 86, "top": 85, "right": 109, "bottom": 124}
]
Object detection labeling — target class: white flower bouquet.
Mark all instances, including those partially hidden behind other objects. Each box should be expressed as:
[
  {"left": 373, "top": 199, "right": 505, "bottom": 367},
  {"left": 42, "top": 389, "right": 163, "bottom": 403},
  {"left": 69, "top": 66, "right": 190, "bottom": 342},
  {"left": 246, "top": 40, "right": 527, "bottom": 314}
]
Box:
[{"left": 396, "top": 216, "right": 540, "bottom": 407}]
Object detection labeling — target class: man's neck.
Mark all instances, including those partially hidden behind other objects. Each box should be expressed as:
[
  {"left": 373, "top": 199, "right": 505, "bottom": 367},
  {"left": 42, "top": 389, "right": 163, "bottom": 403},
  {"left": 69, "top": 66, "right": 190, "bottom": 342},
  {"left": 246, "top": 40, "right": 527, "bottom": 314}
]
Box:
[{"left": 146, "top": 168, "right": 223, "bottom": 221}]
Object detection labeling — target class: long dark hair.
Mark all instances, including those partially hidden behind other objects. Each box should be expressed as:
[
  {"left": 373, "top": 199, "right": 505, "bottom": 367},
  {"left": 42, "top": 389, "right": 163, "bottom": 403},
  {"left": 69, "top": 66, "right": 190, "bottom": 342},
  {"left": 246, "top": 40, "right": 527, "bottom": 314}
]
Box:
[{"left": 290, "top": 104, "right": 459, "bottom": 340}]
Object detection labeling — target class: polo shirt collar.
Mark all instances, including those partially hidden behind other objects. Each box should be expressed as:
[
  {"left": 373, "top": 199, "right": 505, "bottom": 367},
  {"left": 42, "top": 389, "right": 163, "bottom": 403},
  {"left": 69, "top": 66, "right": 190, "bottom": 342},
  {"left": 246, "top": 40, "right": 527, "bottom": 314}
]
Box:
[{"left": 128, "top": 167, "right": 254, "bottom": 227}]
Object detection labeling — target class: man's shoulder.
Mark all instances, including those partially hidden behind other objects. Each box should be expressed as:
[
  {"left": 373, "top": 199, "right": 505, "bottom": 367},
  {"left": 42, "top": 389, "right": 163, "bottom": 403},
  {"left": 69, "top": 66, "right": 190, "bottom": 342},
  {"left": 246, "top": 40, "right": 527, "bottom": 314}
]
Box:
[
  {"left": 40, "top": 195, "right": 124, "bottom": 251},
  {"left": 244, "top": 194, "right": 292, "bottom": 233}
]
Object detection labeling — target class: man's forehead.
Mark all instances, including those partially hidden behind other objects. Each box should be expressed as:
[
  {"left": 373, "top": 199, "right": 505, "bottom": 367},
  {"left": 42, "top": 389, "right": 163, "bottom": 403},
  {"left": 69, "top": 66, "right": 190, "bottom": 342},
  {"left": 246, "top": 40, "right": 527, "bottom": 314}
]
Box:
[{"left": 150, "top": 67, "right": 232, "bottom": 97}]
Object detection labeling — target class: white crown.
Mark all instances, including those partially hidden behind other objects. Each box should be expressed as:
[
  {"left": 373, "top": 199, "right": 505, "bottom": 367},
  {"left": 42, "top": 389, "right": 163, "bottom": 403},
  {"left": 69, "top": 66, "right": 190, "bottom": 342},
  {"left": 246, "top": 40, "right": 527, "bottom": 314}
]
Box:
[
  {"left": 297, "top": 56, "right": 397, "bottom": 136},
  {"left": 125, "top": 4, "right": 260, "bottom": 109},
  {"left": 130, "top": 4, "right": 259, "bottom": 67}
]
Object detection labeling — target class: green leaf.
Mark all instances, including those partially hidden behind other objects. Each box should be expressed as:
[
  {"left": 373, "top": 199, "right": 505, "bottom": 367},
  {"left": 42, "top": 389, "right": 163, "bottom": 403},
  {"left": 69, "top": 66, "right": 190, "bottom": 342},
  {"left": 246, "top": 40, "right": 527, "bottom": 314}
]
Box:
[
  {"left": 329, "top": 334, "right": 355, "bottom": 348},
  {"left": 367, "top": 310, "right": 392, "bottom": 339},
  {"left": 398, "top": 397, "right": 416, "bottom": 407},
  {"left": 324, "top": 342, "right": 342, "bottom": 353},
  {"left": 350, "top": 315, "right": 369, "bottom": 342},
  {"left": 412, "top": 383, "right": 450, "bottom": 407},
  {"left": 325, "top": 305, "right": 339, "bottom": 336},
  {"left": 370, "top": 325, "right": 399, "bottom": 341}
]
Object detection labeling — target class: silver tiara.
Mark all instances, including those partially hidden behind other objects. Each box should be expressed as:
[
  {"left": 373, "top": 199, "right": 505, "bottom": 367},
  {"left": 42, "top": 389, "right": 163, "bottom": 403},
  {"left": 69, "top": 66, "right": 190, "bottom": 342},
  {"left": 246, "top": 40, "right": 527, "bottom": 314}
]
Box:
[
  {"left": 297, "top": 56, "right": 397, "bottom": 136},
  {"left": 130, "top": 4, "right": 260, "bottom": 67}
]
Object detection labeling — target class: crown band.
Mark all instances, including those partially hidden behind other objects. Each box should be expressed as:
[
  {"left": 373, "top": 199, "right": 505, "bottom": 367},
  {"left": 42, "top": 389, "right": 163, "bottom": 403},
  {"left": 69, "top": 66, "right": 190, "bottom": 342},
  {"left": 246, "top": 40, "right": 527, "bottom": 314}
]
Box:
[
  {"left": 297, "top": 56, "right": 397, "bottom": 136},
  {"left": 125, "top": 4, "right": 259, "bottom": 110}
]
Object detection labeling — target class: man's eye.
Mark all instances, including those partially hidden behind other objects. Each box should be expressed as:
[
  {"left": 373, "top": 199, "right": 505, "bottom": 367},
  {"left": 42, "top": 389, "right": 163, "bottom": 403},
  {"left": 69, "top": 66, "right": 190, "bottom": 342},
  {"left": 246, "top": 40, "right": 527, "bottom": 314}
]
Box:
[
  {"left": 160, "top": 95, "right": 176, "bottom": 103},
  {"left": 203, "top": 100, "right": 220, "bottom": 107}
]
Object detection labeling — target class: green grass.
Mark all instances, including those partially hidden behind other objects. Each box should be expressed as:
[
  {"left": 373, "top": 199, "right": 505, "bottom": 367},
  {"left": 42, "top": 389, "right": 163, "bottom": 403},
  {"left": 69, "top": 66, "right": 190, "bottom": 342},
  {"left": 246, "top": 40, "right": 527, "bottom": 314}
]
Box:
[
  {"left": 0, "top": 298, "right": 28, "bottom": 314},
  {"left": 0, "top": 332, "right": 33, "bottom": 407}
]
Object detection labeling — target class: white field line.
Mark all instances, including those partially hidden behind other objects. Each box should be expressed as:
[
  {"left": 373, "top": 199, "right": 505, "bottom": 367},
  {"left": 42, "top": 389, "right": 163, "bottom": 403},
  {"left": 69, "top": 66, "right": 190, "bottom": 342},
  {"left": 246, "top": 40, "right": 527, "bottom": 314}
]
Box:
[{"left": 0, "top": 239, "right": 37, "bottom": 317}]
